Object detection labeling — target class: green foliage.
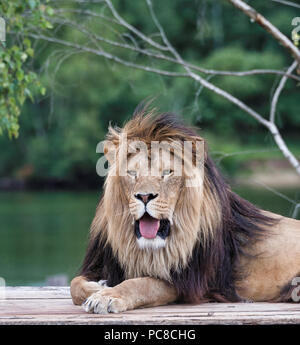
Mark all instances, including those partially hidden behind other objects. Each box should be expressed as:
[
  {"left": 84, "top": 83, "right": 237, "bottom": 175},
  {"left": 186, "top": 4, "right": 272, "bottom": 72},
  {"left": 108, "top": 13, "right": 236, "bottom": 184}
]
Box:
[
  {"left": 0, "top": 0, "right": 299, "bottom": 185},
  {"left": 0, "top": 0, "right": 52, "bottom": 138}
]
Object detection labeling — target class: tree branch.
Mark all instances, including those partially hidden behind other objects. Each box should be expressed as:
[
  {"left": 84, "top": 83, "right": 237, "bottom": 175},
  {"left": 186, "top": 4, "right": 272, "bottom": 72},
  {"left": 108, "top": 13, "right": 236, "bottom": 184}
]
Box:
[
  {"left": 17, "top": 32, "right": 189, "bottom": 78},
  {"left": 293, "top": 203, "right": 300, "bottom": 219},
  {"left": 270, "top": 60, "right": 298, "bottom": 123},
  {"left": 268, "top": 122, "right": 300, "bottom": 175},
  {"left": 226, "top": 0, "right": 300, "bottom": 73},
  {"left": 146, "top": 0, "right": 270, "bottom": 127},
  {"left": 255, "top": 180, "right": 300, "bottom": 219},
  {"left": 146, "top": 0, "right": 300, "bottom": 176},
  {"left": 104, "top": 0, "right": 169, "bottom": 51},
  {"left": 268, "top": 60, "right": 300, "bottom": 175},
  {"left": 21, "top": 0, "right": 300, "bottom": 177},
  {"left": 49, "top": 9, "right": 300, "bottom": 82},
  {"left": 271, "top": 0, "right": 300, "bottom": 9}
]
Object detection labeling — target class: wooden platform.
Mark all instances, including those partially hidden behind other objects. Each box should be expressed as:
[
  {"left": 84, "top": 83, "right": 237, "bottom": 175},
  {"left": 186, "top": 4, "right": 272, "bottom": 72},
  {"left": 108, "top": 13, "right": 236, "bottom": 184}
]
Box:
[{"left": 1, "top": 287, "right": 300, "bottom": 325}]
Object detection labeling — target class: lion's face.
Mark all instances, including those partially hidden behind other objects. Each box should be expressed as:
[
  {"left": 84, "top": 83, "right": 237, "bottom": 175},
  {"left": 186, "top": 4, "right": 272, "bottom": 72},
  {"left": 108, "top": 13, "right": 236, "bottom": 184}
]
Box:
[
  {"left": 125, "top": 150, "right": 184, "bottom": 249},
  {"left": 96, "top": 110, "right": 220, "bottom": 281}
]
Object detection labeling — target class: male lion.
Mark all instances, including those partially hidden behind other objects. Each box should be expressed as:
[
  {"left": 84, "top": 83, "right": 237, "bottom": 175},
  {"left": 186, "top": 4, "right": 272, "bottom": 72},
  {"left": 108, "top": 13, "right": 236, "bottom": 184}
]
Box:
[{"left": 70, "top": 105, "right": 300, "bottom": 314}]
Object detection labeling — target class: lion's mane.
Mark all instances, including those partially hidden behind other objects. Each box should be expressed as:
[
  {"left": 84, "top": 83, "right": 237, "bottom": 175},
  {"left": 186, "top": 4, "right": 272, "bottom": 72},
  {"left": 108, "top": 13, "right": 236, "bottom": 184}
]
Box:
[{"left": 79, "top": 105, "right": 276, "bottom": 303}]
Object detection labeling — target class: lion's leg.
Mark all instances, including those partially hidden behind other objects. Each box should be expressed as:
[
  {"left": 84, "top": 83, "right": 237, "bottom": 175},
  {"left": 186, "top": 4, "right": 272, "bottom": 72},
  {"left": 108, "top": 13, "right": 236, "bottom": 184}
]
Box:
[
  {"left": 83, "top": 277, "right": 178, "bottom": 314},
  {"left": 70, "top": 276, "right": 108, "bottom": 305}
]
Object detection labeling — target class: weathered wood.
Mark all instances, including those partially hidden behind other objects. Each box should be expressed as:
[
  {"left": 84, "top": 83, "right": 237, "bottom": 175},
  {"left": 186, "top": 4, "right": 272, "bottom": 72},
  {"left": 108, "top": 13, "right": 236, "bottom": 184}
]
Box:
[
  {"left": 1, "top": 287, "right": 300, "bottom": 325},
  {"left": 3, "top": 286, "right": 70, "bottom": 299}
]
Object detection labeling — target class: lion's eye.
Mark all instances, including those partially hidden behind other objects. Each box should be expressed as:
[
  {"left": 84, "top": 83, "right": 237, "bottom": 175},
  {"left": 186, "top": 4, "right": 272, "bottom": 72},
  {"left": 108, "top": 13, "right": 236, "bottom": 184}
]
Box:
[
  {"left": 127, "top": 170, "right": 137, "bottom": 177},
  {"left": 162, "top": 169, "right": 173, "bottom": 177}
]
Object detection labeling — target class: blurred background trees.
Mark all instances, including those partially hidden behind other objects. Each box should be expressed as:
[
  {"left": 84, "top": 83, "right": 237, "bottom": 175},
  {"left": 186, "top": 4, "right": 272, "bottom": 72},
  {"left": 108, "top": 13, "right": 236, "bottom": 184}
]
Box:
[{"left": 0, "top": 0, "right": 299, "bottom": 187}]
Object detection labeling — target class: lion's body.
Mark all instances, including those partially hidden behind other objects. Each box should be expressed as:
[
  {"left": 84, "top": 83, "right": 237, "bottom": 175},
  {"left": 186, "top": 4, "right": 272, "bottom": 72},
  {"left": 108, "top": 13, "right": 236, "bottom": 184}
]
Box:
[
  {"left": 70, "top": 106, "right": 300, "bottom": 313},
  {"left": 236, "top": 212, "right": 300, "bottom": 301}
]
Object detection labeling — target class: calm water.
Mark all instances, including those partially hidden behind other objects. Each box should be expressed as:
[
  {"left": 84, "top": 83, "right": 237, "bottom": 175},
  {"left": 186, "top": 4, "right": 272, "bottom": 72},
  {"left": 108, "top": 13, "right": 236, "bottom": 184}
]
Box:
[{"left": 0, "top": 187, "right": 299, "bottom": 286}]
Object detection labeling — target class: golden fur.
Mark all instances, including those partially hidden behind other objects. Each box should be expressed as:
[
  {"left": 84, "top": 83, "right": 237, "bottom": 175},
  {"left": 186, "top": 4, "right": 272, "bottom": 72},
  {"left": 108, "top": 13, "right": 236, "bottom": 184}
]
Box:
[
  {"left": 70, "top": 106, "right": 300, "bottom": 313},
  {"left": 92, "top": 111, "right": 221, "bottom": 282}
]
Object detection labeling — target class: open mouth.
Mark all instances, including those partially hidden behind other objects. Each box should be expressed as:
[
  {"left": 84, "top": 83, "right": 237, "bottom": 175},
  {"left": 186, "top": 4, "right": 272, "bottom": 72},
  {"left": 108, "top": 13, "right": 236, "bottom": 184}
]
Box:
[{"left": 135, "top": 213, "right": 170, "bottom": 240}]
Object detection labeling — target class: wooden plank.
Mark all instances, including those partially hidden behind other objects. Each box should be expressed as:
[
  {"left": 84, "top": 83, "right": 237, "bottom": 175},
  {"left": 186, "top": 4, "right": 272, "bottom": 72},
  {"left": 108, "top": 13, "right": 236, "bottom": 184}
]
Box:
[
  {"left": 3, "top": 286, "right": 70, "bottom": 299},
  {"left": 1, "top": 287, "right": 300, "bottom": 325}
]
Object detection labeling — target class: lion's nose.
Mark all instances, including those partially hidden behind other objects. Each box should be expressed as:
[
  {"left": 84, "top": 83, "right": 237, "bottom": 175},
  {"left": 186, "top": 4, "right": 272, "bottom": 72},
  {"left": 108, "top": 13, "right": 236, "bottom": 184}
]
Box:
[{"left": 135, "top": 193, "right": 158, "bottom": 205}]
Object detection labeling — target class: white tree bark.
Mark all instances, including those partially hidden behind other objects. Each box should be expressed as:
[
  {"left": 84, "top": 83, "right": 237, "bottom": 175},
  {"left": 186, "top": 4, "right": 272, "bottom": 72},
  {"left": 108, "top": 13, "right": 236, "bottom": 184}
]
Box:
[
  {"left": 226, "top": 0, "right": 300, "bottom": 73},
  {"left": 21, "top": 0, "right": 300, "bottom": 178}
]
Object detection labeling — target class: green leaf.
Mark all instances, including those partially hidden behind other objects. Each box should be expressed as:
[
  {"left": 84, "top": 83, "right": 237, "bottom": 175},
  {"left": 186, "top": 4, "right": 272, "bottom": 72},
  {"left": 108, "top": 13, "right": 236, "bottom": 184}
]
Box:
[
  {"left": 26, "top": 47, "right": 34, "bottom": 57},
  {"left": 40, "top": 87, "right": 46, "bottom": 96},
  {"left": 20, "top": 52, "right": 27, "bottom": 62},
  {"left": 16, "top": 70, "right": 24, "bottom": 81},
  {"left": 23, "top": 38, "right": 31, "bottom": 48},
  {"left": 44, "top": 21, "right": 53, "bottom": 29},
  {"left": 46, "top": 7, "right": 54, "bottom": 16}
]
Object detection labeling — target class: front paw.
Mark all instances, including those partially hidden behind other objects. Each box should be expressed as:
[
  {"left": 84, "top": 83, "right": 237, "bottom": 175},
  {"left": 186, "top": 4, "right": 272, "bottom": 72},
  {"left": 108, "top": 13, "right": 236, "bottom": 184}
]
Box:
[{"left": 82, "top": 288, "right": 128, "bottom": 314}]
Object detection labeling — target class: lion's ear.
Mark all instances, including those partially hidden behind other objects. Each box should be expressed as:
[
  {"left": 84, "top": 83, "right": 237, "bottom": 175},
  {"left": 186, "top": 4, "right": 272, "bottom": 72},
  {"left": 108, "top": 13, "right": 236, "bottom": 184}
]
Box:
[{"left": 103, "top": 140, "right": 117, "bottom": 165}]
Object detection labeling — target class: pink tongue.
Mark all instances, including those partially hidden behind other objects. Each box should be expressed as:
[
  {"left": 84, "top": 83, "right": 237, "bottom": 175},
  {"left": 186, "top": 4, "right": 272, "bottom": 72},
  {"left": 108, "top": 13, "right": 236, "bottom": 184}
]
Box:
[{"left": 139, "top": 214, "right": 160, "bottom": 239}]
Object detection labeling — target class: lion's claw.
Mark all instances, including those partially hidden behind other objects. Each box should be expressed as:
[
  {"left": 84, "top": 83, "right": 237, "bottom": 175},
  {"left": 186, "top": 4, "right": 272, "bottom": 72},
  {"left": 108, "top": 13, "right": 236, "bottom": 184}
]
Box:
[{"left": 82, "top": 288, "right": 127, "bottom": 314}]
